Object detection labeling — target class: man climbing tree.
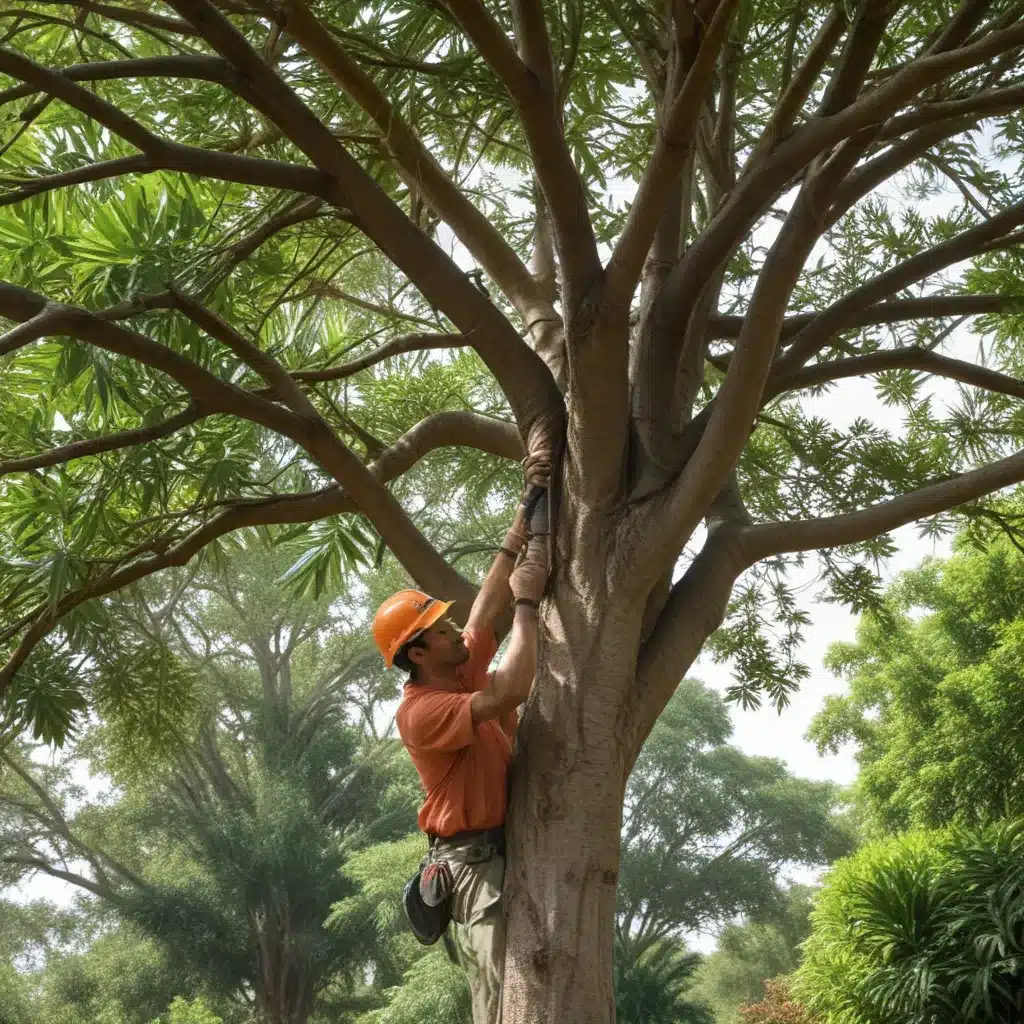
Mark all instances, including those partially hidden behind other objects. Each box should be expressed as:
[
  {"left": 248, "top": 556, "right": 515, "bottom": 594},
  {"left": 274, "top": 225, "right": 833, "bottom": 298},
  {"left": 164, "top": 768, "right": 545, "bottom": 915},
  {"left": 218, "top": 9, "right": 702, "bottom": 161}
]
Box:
[
  {"left": 373, "top": 462, "right": 551, "bottom": 1024},
  {"left": 5, "top": 2, "right": 1024, "bottom": 1021}
]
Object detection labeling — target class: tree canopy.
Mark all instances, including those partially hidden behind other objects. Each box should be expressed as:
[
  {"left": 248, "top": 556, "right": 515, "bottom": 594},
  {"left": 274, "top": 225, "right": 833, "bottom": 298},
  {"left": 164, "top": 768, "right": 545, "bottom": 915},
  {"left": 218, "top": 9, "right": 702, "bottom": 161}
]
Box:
[
  {"left": 7, "top": 1, "right": 1024, "bottom": 1018},
  {"left": 5, "top": 0, "right": 1024, "bottom": 721}
]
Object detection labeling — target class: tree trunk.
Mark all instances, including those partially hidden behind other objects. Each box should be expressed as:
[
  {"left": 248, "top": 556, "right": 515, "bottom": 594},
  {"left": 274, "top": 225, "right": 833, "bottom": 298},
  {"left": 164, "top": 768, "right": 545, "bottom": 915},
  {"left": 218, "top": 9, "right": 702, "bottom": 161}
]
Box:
[
  {"left": 254, "top": 925, "right": 314, "bottom": 1024},
  {"left": 501, "top": 558, "right": 644, "bottom": 1023}
]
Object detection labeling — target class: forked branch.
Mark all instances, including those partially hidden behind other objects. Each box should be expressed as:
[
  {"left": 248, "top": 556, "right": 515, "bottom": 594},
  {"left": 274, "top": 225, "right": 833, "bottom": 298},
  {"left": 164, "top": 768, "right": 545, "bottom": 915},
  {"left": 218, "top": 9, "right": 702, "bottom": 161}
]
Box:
[
  {"left": 442, "top": 0, "right": 600, "bottom": 312},
  {"left": 608, "top": 0, "right": 739, "bottom": 300}
]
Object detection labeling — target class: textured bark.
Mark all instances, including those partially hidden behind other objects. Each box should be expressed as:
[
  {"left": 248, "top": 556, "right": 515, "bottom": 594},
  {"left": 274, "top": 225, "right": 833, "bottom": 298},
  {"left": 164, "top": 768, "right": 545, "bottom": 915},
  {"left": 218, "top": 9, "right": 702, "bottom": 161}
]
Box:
[
  {"left": 500, "top": 460, "right": 744, "bottom": 1022},
  {"left": 502, "top": 502, "right": 638, "bottom": 1022}
]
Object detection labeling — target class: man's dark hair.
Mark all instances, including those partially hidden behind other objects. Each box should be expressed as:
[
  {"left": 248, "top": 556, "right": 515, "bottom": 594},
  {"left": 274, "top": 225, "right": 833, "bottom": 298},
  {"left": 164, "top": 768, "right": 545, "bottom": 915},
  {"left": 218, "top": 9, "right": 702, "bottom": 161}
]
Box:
[{"left": 393, "top": 633, "right": 428, "bottom": 680}]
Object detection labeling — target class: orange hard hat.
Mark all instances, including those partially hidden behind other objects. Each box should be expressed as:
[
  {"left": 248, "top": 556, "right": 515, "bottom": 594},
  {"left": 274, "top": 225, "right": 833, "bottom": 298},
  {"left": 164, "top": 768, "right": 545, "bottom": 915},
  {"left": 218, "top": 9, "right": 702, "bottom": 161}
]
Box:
[{"left": 372, "top": 589, "right": 453, "bottom": 668}]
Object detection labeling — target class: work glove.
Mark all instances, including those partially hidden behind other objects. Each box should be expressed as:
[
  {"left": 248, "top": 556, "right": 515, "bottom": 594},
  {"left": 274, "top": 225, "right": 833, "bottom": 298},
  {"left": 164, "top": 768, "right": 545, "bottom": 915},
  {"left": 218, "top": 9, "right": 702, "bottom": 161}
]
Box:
[
  {"left": 521, "top": 450, "right": 551, "bottom": 490},
  {"left": 510, "top": 537, "right": 549, "bottom": 605},
  {"left": 501, "top": 504, "right": 529, "bottom": 559}
]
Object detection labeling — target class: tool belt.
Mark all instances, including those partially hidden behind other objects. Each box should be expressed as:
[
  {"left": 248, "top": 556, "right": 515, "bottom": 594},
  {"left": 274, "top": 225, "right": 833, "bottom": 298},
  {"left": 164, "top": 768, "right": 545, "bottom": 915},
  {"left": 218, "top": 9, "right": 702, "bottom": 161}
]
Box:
[
  {"left": 403, "top": 828, "right": 505, "bottom": 946},
  {"left": 428, "top": 826, "right": 505, "bottom": 861}
]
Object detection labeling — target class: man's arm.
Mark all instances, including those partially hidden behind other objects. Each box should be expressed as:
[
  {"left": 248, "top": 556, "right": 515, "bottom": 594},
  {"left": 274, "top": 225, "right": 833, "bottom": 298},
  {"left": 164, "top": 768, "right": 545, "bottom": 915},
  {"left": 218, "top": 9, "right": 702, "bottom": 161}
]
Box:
[
  {"left": 463, "top": 503, "right": 528, "bottom": 643},
  {"left": 469, "top": 602, "right": 539, "bottom": 724},
  {"left": 469, "top": 535, "right": 549, "bottom": 725},
  {"left": 464, "top": 434, "right": 551, "bottom": 641}
]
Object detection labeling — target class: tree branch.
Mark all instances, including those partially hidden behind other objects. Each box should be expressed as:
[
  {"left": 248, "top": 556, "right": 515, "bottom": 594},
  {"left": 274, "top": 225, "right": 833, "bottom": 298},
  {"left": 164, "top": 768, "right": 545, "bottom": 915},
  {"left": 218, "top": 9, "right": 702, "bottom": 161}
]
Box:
[
  {"left": 776, "top": 197, "right": 1024, "bottom": 374},
  {"left": 0, "top": 48, "right": 331, "bottom": 202},
  {"left": 826, "top": 116, "right": 988, "bottom": 229},
  {"left": 743, "top": 5, "right": 848, "bottom": 170},
  {"left": 276, "top": 0, "right": 555, "bottom": 332},
  {"left": 0, "top": 410, "right": 521, "bottom": 695},
  {"left": 167, "top": 287, "right": 321, "bottom": 419},
  {"left": 0, "top": 54, "right": 237, "bottom": 107},
  {"left": 0, "top": 283, "right": 302, "bottom": 436},
  {"left": 636, "top": 183, "right": 825, "bottom": 584},
  {"left": 165, "top": 0, "right": 563, "bottom": 442},
  {"left": 0, "top": 406, "right": 200, "bottom": 478},
  {"left": 292, "top": 280, "right": 438, "bottom": 328},
  {"left": 772, "top": 345, "right": 1024, "bottom": 400},
  {"left": 442, "top": 0, "right": 601, "bottom": 314},
  {"left": 815, "top": 1, "right": 902, "bottom": 121},
  {"left": 745, "top": 444, "right": 1024, "bottom": 561},
  {"left": 22, "top": 0, "right": 199, "bottom": 34},
  {"left": 0, "top": 855, "right": 116, "bottom": 902},
  {"left": 708, "top": 293, "right": 1024, "bottom": 340},
  {"left": 663, "top": 16, "right": 1024, "bottom": 324},
  {"left": 607, "top": 0, "right": 739, "bottom": 301},
  {"left": 289, "top": 333, "right": 469, "bottom": 384},
  {"left": 876, "top": 82, "right": 1024, "bottom": 141},
  {"left": 0, "top": 154, "right": 155, "bottom": 209}
]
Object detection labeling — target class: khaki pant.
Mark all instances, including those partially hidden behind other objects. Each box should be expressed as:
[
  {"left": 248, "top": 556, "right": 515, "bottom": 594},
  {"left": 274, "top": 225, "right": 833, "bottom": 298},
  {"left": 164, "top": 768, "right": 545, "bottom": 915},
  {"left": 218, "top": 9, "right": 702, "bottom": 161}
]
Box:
[{"left": 428, "top": 836, "right": 506, "bottom": 1024}]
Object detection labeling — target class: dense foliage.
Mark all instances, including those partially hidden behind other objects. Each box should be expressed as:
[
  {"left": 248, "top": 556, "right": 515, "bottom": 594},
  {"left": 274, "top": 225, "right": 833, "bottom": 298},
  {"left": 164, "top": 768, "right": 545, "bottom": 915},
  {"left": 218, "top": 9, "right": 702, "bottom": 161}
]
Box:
[
  {"left": 810, "top": 530, "right": 1024, "bottom": 833},
  {"left": 4, "top": 0, "right": 1024, "bottom": 726},
  {"left": 0, "top": 549, "right": 420, "bottom": 1024},
  {"left": 795, "top": 818, "right": 1024, "bottom": 1024}
]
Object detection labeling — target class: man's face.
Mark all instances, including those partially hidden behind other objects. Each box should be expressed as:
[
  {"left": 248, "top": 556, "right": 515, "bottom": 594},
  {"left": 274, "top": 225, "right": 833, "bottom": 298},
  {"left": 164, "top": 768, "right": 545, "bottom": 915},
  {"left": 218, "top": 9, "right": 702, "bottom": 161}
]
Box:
[{"left": 417, "top": 617, "right": 471, "bottom": 670}]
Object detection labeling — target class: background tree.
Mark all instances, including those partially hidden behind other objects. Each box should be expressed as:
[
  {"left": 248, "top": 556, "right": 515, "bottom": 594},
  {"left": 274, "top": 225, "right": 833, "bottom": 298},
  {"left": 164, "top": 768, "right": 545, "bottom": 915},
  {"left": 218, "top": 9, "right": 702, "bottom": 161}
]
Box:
[
  {"left": 810, "top": 526, "right": 1024, "bottom": 834},
  {"left": 794, "top": 817, "right": 1024, "bottom": 1024},
  {"left": 0, "top": 547, "right": 418, "bottom": 1024},
  {"left": 691, "top": 887, "right": 815, "bottom": 1024},
  {"left": 612, "top": 937, "right": 712, "bottom": 1024},
  {"left": 25, "top": 924, "right": 235, "bottom": 1024},
  {"left": 7, "top": 2, "right": 1024, "bottom": 1017},
  {"left": 0, "top": 899, "right": 77, "bottom": 1024},
  {"left": 617, "top": 680, "right": 851, "bottom": 966}
]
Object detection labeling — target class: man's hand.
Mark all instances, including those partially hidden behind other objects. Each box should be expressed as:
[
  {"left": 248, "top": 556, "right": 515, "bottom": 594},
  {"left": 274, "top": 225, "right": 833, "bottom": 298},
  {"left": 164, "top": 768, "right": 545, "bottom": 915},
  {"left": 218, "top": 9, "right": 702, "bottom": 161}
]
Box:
[
  {"left": 510, "top": 537, "right": 549, "bottom": 604},
  {"left": 522, "top": 450, "right": 551, "bottom": 490}
]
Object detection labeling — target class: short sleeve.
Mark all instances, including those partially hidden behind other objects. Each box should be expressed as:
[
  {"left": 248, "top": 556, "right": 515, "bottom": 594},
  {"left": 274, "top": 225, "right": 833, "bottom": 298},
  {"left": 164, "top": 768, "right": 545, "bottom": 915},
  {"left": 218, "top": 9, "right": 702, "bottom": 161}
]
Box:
[
  {"left": 398, "top": 690, "right": 476, "bottom": 753},
  {"left": 459, "top": 627, "right": 499, "bottom": 693}
]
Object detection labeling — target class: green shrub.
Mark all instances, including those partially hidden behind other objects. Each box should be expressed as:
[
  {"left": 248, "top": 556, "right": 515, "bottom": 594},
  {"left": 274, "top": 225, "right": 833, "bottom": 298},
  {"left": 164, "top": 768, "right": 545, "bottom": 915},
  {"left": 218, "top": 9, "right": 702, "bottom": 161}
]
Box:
[{"left": 795, "top": 818, "right": 1024, "bottom": 1023}]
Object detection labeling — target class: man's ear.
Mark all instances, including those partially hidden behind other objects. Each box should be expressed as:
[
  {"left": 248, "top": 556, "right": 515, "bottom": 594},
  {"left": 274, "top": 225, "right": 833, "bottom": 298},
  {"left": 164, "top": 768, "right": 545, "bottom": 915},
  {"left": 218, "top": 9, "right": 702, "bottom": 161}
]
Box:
[{"left": 408, "top": 643, "right": 428, "bottom": 668}]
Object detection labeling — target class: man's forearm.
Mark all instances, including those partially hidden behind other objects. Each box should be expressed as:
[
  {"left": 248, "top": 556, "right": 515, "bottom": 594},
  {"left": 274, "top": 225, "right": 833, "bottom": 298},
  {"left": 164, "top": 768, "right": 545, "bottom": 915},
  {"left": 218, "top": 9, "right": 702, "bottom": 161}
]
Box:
[
  {"left": 470, "top": 604, "right": 539, "bottom": 724},
  {"left": 464, "top": 505, "right": 527, "bottom": 638},
  {"left": 491, "top": 603, "right": 538, "bottom": 705}
]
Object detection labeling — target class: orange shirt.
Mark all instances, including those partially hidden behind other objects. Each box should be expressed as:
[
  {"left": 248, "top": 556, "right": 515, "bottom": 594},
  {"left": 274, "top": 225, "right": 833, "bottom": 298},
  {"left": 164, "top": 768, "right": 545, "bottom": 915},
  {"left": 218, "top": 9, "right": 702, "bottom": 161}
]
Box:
[{"left": 396, "top": 627, "right": 518, "bottom": 837}]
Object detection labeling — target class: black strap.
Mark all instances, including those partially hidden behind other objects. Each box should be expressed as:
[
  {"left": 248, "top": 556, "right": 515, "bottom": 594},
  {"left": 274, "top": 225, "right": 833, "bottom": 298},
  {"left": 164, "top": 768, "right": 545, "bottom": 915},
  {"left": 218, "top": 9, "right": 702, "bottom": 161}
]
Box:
[{"left": 428, "top": 826, "right": 505, "bottom": 848}]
